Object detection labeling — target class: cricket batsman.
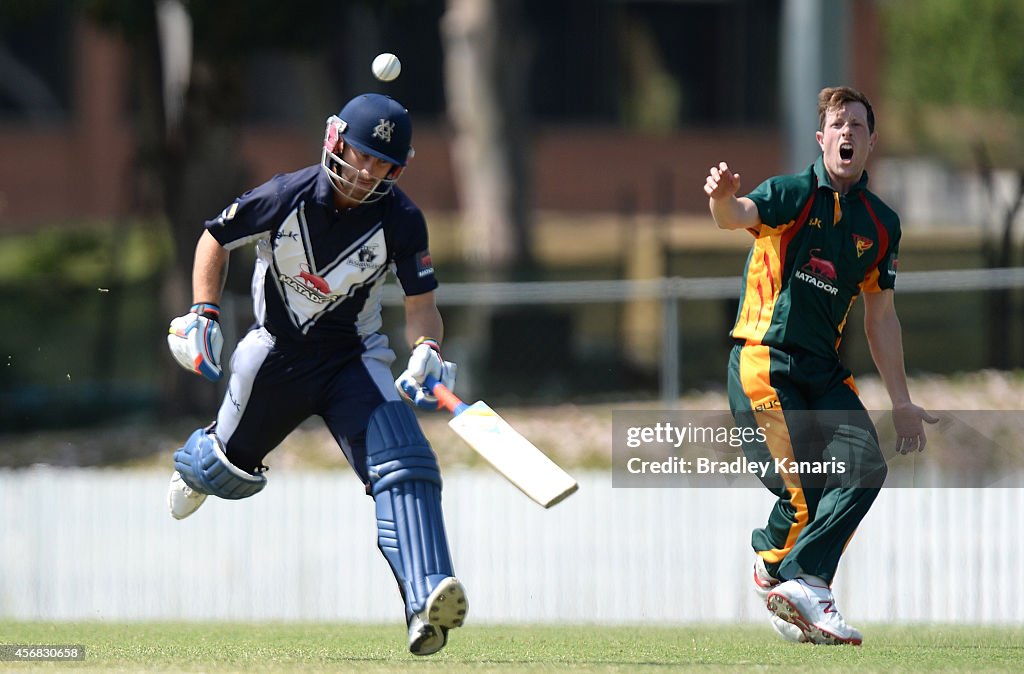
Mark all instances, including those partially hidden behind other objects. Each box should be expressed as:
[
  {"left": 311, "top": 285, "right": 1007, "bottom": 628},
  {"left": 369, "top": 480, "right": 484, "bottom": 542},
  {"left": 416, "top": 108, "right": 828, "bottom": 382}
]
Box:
[
  {"left": 704, "top": 86, "right": 937, "bottom": 644},
  {"left": 165, "top": 93, "right": 467, "bottom": 656}
]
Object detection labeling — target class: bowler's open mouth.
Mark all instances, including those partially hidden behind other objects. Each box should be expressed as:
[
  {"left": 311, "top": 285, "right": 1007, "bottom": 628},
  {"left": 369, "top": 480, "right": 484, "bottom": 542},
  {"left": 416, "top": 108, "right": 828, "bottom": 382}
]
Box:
[{"left": 839, "top": 143, "right": 854, "bottom": 161}]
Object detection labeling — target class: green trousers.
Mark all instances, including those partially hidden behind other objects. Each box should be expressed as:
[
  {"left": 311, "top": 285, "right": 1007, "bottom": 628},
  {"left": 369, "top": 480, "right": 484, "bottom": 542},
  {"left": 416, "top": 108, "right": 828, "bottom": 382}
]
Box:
[{"left": 727, "top": 344, "right": 888, "bottom": 584}]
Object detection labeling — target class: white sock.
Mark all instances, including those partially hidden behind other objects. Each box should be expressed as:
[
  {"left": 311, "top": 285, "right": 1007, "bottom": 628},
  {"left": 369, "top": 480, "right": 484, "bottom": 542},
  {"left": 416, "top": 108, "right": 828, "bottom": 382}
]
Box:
[{"left": 797, "top": 573, "right": 829, "bottom": 588}]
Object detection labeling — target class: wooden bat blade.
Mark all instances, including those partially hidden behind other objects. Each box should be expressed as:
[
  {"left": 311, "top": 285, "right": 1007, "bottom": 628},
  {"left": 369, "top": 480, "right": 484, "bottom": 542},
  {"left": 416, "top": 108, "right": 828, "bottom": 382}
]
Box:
[{"left": 447, "top": 401, "right": 578, "bottom": 508}]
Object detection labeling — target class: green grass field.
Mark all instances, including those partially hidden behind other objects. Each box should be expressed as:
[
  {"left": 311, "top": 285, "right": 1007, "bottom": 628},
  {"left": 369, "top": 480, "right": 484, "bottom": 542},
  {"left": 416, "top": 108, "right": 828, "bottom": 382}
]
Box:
[{"left": 1, "top": 622, "right": 1021, "bottom": 673}]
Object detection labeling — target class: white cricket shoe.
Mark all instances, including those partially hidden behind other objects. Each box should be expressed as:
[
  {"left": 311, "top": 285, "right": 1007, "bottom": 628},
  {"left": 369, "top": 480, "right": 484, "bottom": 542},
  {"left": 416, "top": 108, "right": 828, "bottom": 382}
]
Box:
[
  {"left": 407, "top": 577, "right": 468, "bottom": 656},
  {"left": 766, "top": 578, "right": 862, "bottom": 645},
  {"left": 753, "top": 558, "right": 806, "bottom": 643},
  {"left": 770, "top": 615, "right": 807, "bottom": 643},
  {"left": 753, "top": 556, "right": 780, "bottom": 602},
  {"left": 168, "top": 470, "right": 207, "bottom": 520}
]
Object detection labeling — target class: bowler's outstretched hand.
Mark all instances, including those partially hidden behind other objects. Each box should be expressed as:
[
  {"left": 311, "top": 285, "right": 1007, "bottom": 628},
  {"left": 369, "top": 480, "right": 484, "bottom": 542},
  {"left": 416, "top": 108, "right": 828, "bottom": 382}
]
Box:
[{"left": 705, "top": 161, "right": 742, "bottom": 200}]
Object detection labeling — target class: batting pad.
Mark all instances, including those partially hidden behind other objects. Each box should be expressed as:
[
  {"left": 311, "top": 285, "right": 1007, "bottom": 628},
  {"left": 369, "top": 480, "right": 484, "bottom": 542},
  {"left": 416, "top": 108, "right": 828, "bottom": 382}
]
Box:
[
  {"left": 173, "top": 428, "right": 267, "bottom": 500},
  {"left": 367, "top": 402, "right": 455, "bottom": 616}
]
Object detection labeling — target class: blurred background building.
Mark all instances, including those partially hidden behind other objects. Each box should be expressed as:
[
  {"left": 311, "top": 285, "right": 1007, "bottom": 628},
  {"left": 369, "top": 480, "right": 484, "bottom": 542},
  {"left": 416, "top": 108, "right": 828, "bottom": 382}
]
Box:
[{"left": 1, "top": 0, "right": 1022, "bottom": 435}]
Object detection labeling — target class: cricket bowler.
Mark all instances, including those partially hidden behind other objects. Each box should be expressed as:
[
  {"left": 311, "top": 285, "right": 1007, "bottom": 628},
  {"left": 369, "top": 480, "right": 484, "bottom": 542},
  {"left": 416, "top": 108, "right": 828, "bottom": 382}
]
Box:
[
  {"left": 704, "top": 86, "right": 937, "bottom": 644},
  {"left": 165, "top": 93, "right": 467, "bottom": 656}
]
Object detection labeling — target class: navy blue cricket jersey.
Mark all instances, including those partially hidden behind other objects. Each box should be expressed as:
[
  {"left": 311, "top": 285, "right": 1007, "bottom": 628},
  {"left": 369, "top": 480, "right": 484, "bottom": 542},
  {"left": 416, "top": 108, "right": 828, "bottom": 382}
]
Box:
[{"left": 205, "top": 165, "right": 437, "bottom": 348}]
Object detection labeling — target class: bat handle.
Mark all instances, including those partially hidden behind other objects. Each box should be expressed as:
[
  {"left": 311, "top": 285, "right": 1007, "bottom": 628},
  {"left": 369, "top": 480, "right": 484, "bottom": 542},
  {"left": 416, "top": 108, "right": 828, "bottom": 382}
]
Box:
[{"left": 423, "top": 375, "right": 470, "bottom": 415}]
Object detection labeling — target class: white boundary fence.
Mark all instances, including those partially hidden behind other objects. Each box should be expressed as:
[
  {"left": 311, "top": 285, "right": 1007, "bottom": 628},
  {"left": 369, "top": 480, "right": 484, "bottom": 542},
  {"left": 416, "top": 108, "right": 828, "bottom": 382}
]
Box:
[
  {"left": 383, "top": 268, "right": 1024, "bottom": 403},
  {"left": 2, "top": 468, "right": 1023, "bottom": 624}
]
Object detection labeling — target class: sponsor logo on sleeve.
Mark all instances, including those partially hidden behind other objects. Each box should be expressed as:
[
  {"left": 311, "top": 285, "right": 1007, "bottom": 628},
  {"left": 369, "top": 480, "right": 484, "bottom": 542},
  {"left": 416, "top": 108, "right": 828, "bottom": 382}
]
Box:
[
  {"left": 416, "top": 249, "right": 434, "bottom": 278},
  {"left": 888, "top": 257, "right": 899, "bottom": 278}
]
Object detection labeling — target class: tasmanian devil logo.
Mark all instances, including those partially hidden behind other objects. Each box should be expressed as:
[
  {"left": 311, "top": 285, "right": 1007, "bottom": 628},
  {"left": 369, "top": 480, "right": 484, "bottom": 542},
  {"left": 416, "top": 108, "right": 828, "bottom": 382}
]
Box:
[
  {"left": 803, "top": 249, "right": 837, "bottom": 280},
  {"left": 795, "top": 249, "right": 839, "bottom": 296}
]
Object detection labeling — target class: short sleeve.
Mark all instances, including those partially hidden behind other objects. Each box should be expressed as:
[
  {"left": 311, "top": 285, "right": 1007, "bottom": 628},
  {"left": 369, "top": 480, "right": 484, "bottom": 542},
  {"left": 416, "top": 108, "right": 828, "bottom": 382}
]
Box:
[
  {"left": 204, "top": 177, "right": 284, "bottom": 250},
  {"left": 876, "top": 219, "right": 901, "bottom": 290},
  {"left": 746, "top": 173, "right": 814, "bottom": 230},
  {"left": 391, "top": 208, "right": 438, "bottom": 296}
]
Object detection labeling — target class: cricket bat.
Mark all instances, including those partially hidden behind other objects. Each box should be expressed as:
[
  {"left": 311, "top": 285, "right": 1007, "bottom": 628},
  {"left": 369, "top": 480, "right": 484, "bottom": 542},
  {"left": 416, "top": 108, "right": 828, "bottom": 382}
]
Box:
[{"left": 424, "top": 376, "right": 579, "bottom": 508}]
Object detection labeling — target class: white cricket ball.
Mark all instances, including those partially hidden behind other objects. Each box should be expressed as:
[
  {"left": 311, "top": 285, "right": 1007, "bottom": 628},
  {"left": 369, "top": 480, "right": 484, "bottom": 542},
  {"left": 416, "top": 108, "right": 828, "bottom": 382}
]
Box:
[{"left": 372, "top": 53, "right": 401, "bottom": 82}]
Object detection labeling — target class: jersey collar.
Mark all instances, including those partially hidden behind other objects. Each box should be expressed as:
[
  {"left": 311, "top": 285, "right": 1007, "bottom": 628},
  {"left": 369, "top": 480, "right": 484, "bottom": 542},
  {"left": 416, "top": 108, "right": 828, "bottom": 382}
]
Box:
[
  {"left": 314, "top": 165, "right": 387, "bottom": 216},
  {"left": 813, "top": 154, "right": 869, "bottom": 195},
  {"left": 315, "top": 168, "right": 338, "bottom": 208}
]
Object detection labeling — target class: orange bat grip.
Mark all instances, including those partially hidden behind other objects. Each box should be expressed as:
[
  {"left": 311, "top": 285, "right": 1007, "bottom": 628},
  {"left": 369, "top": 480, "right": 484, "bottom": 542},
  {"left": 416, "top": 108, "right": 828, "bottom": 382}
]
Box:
[{"left": 424, "top": 375, "right": 467, "bottom": 414}]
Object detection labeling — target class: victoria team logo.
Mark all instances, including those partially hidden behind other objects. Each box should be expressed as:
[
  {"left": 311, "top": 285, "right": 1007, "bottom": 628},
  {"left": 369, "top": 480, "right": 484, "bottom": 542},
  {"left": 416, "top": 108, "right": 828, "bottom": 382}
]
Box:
[
  {"left": 372, "top": 119, "right": 395, "bottom": 143},
  {"left": 795, "top": 249, "right": 839, "bottom": 296}
]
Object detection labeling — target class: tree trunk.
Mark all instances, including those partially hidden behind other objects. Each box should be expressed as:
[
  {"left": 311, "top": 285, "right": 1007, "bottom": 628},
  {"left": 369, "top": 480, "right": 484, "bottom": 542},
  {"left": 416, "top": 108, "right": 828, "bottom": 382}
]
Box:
[
  {"left": 116, "top": 5, "right": 249, "bottom": 418},
  {"left": 161, "top": 60, "right": 251, "bottom": 416},
  {"left": 442, "top": 0, "right": 535, "bottom": 278},
  {"left": 977, "top": 145, "right": 1024, "bottom": 370}
]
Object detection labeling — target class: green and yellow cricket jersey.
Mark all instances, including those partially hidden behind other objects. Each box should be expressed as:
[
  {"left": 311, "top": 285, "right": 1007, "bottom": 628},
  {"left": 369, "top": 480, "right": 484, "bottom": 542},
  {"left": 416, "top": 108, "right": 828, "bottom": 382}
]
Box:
[{"left": 731, "top": 155, "right": 901, "bottom": 359}]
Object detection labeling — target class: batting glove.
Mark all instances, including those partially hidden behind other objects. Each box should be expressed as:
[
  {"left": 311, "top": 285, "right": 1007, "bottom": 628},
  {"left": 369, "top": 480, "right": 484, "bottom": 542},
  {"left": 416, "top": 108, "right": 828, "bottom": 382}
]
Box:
[
  {"left": 167, "top": 303, "right": 224, "bottom": 382},
  {"left": 396, "top": 338, "right": 457, "bottom": 410}
]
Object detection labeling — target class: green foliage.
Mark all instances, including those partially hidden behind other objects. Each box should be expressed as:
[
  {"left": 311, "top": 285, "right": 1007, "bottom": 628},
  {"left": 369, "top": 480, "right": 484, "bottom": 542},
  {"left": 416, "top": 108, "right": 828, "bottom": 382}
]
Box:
[
  {"left": 882, "top": 0, "right": 1024, "bottom": 166},
  {"left": 884, "top": 0, "right": 1024, "bottom": 114},
  {"left": 0, "top": 220, "right": 172, "bottom": 286}
]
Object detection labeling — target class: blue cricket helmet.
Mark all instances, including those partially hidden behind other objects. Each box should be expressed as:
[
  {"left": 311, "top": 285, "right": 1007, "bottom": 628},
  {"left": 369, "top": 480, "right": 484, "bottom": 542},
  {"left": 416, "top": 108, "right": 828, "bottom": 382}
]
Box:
[
  {"left": 338, "top": 93, "right": 413, "bottom": 166},
  {"left": 321, "top": 93, "right": 414, "bottom": 205}
]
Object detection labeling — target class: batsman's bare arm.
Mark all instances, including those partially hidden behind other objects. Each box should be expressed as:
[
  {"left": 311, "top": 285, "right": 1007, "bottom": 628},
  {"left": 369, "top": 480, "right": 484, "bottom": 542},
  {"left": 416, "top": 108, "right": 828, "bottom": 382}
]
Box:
[
  {"left": 403, "top": 291, "right": 444, "bottom": 347},
  {"left": 192, "top": 230, "right": 229, "bottom": 305},
  {"left": 863, "top": 289, "right": 938, "bottom": 453},
  {"left": 704, "top": 161, "right": 760, "bottom": 231}
]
